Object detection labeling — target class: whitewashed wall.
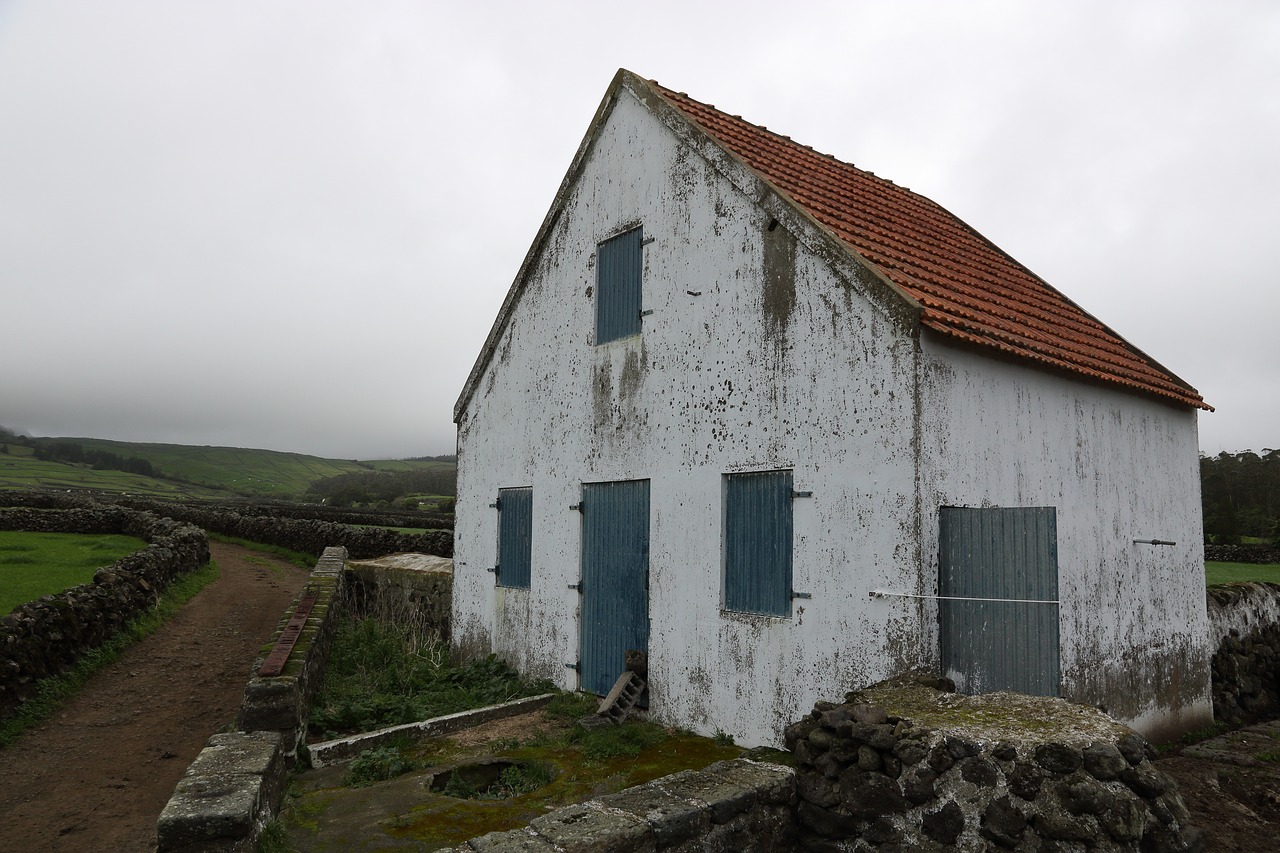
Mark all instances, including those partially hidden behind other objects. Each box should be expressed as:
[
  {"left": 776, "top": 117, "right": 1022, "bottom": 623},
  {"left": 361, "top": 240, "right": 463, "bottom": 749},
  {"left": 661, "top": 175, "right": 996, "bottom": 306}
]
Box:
[
  {"left": 455, "top": 83, "right": 926, "bottom": 746},
  {"left": 455, "top": 75, "right": 1212, "bottom": 746},
  {"left": 915, "top": 338, "right": 1213, "bottom": 739}
]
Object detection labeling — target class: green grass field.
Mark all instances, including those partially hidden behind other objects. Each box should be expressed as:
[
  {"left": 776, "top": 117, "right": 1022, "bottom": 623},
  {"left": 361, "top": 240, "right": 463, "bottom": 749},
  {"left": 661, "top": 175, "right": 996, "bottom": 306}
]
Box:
[
  {"left": 0, "top": 438, "right": 455, "bottom": 500},
  {"left": 0, "top": 531, "right": 148, "bottom": 614},
  {"left": 1206, "top": 561, "right": 1280, "bottom": 586}
]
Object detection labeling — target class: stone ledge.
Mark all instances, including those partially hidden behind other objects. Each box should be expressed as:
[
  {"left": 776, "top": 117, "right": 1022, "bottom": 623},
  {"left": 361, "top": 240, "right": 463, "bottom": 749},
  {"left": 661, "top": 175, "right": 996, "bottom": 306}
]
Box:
[
  {"left": 446, "top": 758, "right": 796, "bottom": 853},
  {"left": 156, "top": 731, "right": 285, "bottom": 853},
  {"left": 309, "top": 692, "right": 556, "bottom": 767}
]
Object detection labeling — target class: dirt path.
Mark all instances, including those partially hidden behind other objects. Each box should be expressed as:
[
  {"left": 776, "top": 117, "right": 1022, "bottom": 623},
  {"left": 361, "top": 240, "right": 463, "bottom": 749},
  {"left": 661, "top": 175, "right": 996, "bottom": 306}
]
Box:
[{"left": 0, "top": 541, "right": 311, "bottom": 853}]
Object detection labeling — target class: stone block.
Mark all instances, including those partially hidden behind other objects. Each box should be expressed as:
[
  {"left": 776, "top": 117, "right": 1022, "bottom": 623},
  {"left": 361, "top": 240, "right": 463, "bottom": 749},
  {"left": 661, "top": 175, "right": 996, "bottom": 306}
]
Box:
[
  {"left": 156, "top": 773, "right": 262, "bottom": 850},
  {"left": 655, "top": 769, "right": 755, "bottom": 824},
  {"left": 701, "top": 759, "right": 795, "bottom": 805},
  {"left": 468, "top": 829, "right": 560, "bottom": 852},
  {"left": 529, "top": 802, "right": 652, "bottom": 853},
  {"left": 599, "top": 783, "right": 708, "bottom": 847}
]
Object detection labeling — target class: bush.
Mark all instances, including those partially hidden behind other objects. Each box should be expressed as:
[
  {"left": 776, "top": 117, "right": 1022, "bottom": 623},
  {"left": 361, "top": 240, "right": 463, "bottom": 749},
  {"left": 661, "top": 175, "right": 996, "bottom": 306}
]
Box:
[{"left": 343, "top": 745, "right": 417, "bottom": 787}]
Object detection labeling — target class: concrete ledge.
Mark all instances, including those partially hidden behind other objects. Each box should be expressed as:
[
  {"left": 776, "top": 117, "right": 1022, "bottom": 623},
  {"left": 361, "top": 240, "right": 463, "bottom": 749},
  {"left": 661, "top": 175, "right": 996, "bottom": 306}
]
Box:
[
  {"left": 309, "top": 692, "right": 557, "bottom": 767},
  {"left": 235, "top": 545, "right": 347, "bottom": 761},
  {"left": 444, "top": 759, "right": 796, "bottom": 853},
  {"left": 156, "top": 731, "right": 285, "bottom": 853}
]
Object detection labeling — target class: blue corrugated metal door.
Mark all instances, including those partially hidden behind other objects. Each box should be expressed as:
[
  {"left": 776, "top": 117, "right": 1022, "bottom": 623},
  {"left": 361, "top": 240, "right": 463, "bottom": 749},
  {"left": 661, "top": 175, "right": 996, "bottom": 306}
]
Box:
[
  {"left": 938, "top": 506, "right": 1061, "bottom": 697},
  {"left": 596, "top": 228, "right": 643, "bottom": 344},
  {"left": 579, "top": 479, "right": 649, "bottom": 696},
  {"left": 496, "top": 487, "right": 532, "bottom": 589},
  {"left": 724, "top": 470, "right": 793, "bottom": 616}
]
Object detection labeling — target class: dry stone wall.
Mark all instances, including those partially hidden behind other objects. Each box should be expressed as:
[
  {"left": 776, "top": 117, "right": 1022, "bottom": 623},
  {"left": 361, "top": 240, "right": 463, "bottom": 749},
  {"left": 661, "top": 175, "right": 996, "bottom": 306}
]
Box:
[
  {"left": 785, "top": 677, "right": 1203, "bottom": 852},
  {"left": 1206, "top": 582, "right": 1280, "bottom": 722},
  {"left": 0, "top": 503, "right": 209, "bottom": 717},
  {"left": 108, "top": 495, "right": 451, "bottom": 559},
  {"left": 1204, "top": 543, "right": 1280, "bottom": 564}
]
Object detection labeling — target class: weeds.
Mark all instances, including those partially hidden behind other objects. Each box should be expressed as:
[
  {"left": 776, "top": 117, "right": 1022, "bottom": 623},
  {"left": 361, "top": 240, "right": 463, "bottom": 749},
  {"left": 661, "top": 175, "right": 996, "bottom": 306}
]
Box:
[
  {"left": 713, "top": 729, "right": 735, "bottom": 747},
  {"left": 568, "top": 720, "right": 669, "bottom": 762},
  {"left": 543, "top": 692, "right": 598, "bottom": 720},
  {"left": 309, "top": 617, "right": 554, "bottom": 739},
  {"left": 255, "top": 818, "right": 293, "bottom": 853},
  {"left": 343, "top": 745, "right": 419, "bottom": 787},
  {"left": 0, "top": 560, "right": 220, "bottom": 748}
]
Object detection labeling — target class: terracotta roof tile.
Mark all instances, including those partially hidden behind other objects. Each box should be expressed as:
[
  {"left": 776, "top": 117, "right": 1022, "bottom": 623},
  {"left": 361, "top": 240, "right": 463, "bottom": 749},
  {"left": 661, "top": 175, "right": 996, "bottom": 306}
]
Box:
[{"left": 652, "top": 82, "right": 1210, "bottom": 411}]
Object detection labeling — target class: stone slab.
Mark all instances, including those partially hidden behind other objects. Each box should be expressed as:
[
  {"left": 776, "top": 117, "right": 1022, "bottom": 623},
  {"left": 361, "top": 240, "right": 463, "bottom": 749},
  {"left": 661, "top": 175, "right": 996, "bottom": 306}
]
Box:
[
  {"left": 599, "top": 782, "right": 708, "bottom": 847},
  {"left": 467, "top": 828, "right": 560, "bottom": 852},
  {"left": 702, "top": 759, "right": 795, "bottom": 805},
  {"left": 186, "top": 731, "right": 283, "bottom": 779},
  {"left": 653, "top": 769, "right": 755, "bottom": 824},
  {"left": 347, "top": 552, "right": 453, "bottom": 574},
  {"left": 529, "top": 802, "right": 653, "bottom": 853},
  {"left": 157, "top": 773, "right": 262, "bottom": 849}
]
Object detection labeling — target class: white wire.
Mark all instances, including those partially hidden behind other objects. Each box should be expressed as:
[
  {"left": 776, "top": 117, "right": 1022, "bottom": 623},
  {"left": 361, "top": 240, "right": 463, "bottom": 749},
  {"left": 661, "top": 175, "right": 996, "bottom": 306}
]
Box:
[{"left": 870, "top": 589, "right": 1060, "bottom": 605}]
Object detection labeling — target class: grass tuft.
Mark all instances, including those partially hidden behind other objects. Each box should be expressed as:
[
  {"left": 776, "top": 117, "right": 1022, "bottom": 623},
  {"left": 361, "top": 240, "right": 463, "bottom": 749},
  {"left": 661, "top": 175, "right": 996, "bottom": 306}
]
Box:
[
  {"left": 0, "top": 560, "right": 220, "bottom": 749},
  {"left": 310, "top": 617, "right": 554, "bottom": 739}
]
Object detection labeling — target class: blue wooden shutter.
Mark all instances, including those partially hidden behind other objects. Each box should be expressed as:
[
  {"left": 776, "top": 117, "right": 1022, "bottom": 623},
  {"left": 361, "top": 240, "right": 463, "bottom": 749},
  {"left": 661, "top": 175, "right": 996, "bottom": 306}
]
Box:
[
  {"left": 596, "top": 228, "right": 643, "bottom": 343},
  {"left": 496, "top": 487, "right": 532, "bottom": 589},
  {"left": 938, "top": 506, "right": 1060, "bottom": 696},
  {"left": 724, "top": 470, "right": 793, "bottom": 616}
]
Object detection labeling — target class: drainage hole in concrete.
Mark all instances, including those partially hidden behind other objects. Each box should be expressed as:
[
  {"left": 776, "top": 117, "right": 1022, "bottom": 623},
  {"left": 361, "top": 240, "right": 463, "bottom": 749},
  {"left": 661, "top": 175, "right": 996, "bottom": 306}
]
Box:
[{"left": 430, "top": 759, "right": 556, "bottom": 800}]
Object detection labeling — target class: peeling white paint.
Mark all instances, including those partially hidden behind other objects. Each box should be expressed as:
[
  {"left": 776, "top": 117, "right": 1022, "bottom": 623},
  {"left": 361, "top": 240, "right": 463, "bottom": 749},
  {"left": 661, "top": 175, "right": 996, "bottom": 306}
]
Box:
[{"left": 453, "top": 78, "right": 1211, "bottom": 747}]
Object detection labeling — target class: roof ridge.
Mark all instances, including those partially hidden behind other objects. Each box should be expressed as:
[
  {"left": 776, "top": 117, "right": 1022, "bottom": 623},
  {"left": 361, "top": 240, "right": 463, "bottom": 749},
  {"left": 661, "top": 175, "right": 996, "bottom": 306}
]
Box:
[{"left": 649, "top": 79, "right": 1208, "bottom": 411}]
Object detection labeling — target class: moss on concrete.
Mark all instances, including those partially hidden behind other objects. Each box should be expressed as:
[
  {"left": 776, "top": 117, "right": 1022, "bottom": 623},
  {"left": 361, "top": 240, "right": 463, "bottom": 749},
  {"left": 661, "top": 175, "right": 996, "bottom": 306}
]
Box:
[{"left": 853, "top": 674, "right": 1130, "bottom": 747}]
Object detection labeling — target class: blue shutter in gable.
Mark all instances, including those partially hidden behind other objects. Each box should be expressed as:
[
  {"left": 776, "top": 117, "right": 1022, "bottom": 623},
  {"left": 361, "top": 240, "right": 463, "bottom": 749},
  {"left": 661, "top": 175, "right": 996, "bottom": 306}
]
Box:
[
  {"left": 725, "top": 470, "right": 793, "bottom": 616},
  {"left": 496, "top": 487, "right": 532, "bottom": 589},
  {"left": 596, "top": 227, "right": 643, "bottom": 344}
]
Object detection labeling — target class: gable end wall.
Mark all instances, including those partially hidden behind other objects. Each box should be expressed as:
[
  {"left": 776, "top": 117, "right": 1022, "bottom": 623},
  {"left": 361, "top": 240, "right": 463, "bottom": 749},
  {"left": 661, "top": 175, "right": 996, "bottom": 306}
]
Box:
[{"left": 454, "top": 86, "right": 926, "bottom": 746}]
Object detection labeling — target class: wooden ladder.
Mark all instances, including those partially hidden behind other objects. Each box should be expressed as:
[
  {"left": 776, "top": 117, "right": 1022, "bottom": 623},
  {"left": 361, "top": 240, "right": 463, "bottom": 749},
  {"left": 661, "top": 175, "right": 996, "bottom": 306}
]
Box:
[{"left": 596, "top": 670, "right": 647, "bottom": 725}]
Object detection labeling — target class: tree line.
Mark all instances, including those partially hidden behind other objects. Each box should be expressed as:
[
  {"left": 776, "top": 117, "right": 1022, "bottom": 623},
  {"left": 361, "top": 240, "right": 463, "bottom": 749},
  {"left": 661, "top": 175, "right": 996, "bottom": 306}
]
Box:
[
  {"left": 1201, "top": 449, "right": 1280, "bottom": 543},
  {"left": 306, "top": 467, "right": 456, "bottom": 508},
  {"left": 31, "top": 440, "right": 161, "bottom": 478}
]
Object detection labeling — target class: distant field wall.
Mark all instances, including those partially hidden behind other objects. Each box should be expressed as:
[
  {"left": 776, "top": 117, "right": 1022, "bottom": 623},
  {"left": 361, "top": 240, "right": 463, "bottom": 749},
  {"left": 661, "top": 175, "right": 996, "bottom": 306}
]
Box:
[
  {"left": 0, "top": 500, "right": 210, "bottom": 717},
  {"left": 0, "top": 492, "right": 451, "bottom": 560}
]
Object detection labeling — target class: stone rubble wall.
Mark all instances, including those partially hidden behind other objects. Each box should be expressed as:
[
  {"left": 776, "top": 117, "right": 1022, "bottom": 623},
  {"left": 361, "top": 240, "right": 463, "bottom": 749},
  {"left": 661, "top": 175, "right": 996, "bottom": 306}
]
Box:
[
  {"left": 112, "top": 495, "right": 452, "bottom": 559},
  {"left": 0, "top": 505, "right": 210, "bottom": 718},
  {"left": 1204, "top": 543, "right": 1280, "bottom": 564},
  {"left": 0, "top": 490, "right": 451, "bottom": 559},
  {"left": 442, "top": 758, "right": 797, "bottom": 853},
  {"left": 785, "top": 687, "right": 1202, "bottom": 852},
  {"left": 1206, "top": 582, "right": 1280, "bottom": 722}
]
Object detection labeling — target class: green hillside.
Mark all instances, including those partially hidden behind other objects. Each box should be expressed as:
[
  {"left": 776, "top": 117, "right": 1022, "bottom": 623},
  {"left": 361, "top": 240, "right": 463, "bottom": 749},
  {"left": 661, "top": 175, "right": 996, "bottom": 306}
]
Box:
[{"left": 0, "top": 436, "right": 454, "bottom": 501}]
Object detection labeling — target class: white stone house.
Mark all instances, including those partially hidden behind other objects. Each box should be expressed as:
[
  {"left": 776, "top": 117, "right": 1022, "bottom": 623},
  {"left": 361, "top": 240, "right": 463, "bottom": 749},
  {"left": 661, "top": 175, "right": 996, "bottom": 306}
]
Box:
[{"left": 452, "top": 69, "right": 1213, "bottom": 746}]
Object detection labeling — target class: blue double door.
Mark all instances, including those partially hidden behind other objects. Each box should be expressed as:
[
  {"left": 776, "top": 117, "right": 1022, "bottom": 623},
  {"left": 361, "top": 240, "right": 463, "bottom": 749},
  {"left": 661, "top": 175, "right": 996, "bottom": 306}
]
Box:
[{"left": 579, "top": 479, "right": 650, "bottom": 696}]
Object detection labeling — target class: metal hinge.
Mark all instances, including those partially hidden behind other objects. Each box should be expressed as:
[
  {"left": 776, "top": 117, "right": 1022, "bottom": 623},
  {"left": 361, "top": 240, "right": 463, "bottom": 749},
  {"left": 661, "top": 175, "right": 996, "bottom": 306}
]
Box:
[
  {"left": 489, "top": 498, "right": 501, "bottom": 509},
  {"left": 487, "top": 565, "right": 499, "bottom": 575},
  {"left": 568, "top": 581, "right": 583, "bottom": 593},
  {"left": 791, "top": 490, "right": 813, "bottom": 498},
  {"left": 790, "top": 590, "right": 812, "bottom": 600},
  {"left": 569, "top": 502, "right": 583, "bottom": 512},
  {"left": 639, "top": 309, "right": 654, "bottom": 318},
  {"left": 641, "top": 236, "right": 655, "bottom": 246},
  {"left": 565, "top": 661, "right": 581, "bottom": 671},
  {"left": 1133, "top": 538, "right": 1177, "bottom": 546}
]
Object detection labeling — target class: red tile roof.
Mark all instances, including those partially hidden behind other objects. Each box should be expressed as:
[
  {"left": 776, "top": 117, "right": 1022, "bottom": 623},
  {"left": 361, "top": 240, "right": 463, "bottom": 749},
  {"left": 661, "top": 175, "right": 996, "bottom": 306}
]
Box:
[{"left": 652, "top": 82, "right": 1210, "bottom": 411}]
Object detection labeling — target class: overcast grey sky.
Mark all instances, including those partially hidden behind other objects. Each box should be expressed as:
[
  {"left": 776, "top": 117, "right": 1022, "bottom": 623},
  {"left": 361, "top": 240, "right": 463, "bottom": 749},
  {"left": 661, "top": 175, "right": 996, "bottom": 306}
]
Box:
[{"left": 1, "top": 0, "right": 1276, "bottom": 459}]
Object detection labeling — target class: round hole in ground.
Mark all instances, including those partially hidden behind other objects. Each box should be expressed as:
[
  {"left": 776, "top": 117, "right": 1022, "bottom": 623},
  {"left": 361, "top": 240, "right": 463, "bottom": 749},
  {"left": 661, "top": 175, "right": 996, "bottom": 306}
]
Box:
[{"left": 429, "top": 758, "right": 557, "bottom": 799}]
